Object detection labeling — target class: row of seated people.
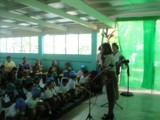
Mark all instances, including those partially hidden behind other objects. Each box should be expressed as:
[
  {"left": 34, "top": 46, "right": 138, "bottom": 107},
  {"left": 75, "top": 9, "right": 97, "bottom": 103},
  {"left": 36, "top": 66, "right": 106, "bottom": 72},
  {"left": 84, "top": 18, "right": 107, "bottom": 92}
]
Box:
[
  {"left": 0, "top": 55, "right": 94, "bottom": 88},
  {"left": 0, "top": 65, "right": 103, "bottom": 120}
]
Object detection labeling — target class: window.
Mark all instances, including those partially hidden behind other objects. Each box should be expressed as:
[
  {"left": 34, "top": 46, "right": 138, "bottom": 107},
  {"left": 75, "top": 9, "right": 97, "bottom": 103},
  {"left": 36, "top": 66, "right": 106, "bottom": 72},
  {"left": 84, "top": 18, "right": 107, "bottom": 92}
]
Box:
[
  {"left": 43, "top": 33, "right": 92, "bottom": 55},
  {"left": 30, "top": 36, "right": 38, "bottom": 53},
  {"left": 0, "top": 38, "right": 7, "bottom": 52},
  {"left": 43, "top": 35, "right": 54, "bottom": 54},
  {"left": 66, "top": 34, "right": 78, "bottom": 54},
  {"left": 14, "top": 37, "right": 21, "bottom": 53},
  {"left": 54, "top": 35, "right": 65, "bottom": 54},
  {"left": 79, "top": 34, "right": 91, "bottom": 55},
  {"left": 0, "top": 36, "right": 38, "bottom": 53},
  {"left": 22, "top": 37, "right": 30, "bottom": 53}
]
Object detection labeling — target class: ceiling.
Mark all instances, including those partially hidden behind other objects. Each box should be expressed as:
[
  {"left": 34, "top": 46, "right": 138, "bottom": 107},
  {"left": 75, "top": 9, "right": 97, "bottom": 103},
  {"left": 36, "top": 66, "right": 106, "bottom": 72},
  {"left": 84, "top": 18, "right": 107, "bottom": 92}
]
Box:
[{"left": 0, "top": 0, "right": 160, "bottom": 37}]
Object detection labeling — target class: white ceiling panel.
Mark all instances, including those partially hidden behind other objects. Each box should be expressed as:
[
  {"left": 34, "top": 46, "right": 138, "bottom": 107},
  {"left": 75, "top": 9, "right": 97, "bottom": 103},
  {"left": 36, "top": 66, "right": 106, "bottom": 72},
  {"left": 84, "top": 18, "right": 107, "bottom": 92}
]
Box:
[{"left": 0, "top": 0, "right": 159, "bottom": 36}]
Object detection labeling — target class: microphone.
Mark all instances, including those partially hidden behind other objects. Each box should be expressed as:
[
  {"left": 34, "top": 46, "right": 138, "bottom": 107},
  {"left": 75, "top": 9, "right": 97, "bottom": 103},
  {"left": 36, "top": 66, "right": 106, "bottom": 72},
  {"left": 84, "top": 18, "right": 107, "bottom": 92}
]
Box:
[
  {"left": 121, "top": 60, "right": 129, "bottom": 64},
  {"left": 108, "top": 64, "right": 114, "bottom": 67}
]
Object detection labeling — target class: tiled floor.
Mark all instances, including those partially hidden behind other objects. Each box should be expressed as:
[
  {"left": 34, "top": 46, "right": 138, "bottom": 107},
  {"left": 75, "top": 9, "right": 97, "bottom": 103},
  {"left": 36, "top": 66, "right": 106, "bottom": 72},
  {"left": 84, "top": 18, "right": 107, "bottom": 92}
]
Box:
[{"left": 58, "top": 91, "right": 160, "bottom": 120}]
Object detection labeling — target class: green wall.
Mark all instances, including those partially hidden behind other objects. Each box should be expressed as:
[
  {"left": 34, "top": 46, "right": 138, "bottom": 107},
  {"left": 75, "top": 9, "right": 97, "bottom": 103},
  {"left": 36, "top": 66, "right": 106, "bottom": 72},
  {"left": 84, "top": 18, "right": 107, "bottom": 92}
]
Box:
[{"left": 0, "top": 32, "right": 98, "bottom": 72}]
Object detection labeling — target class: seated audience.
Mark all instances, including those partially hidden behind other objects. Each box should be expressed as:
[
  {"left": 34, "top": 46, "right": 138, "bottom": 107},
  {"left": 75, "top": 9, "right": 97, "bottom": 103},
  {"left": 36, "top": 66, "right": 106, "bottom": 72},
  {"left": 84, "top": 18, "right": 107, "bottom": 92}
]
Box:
[
  {"left": 25, "top": 87, "right": 45, "bottom": 120},
  {"left": 22, "top": 57, "right": 31, "bottom": 71},
  {"left": 32, "top": 59, "right": 43, "bottom": 75},
  {"left": 3, "top": 56, "right": 16, "bottom": 73},
  {"left": 79, "top": 69, "right": 90, "bottom": 86},
  {"left": 77, "top": 65, "right": 87, "bottom": 78}
]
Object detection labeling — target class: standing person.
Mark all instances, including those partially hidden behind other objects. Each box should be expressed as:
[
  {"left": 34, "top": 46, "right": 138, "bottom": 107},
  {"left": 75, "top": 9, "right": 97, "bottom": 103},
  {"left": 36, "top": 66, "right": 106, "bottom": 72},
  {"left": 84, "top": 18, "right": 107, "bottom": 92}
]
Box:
[
  {"left": 112, "top": 43, "right": 122, "bottom": 76},
  {"left": 3, "top": 56, "right": 16, "bottom": 73},
  {"left": 96, "top": 45, "right": 102, "bottom": 71},
  {"left": 101, "top": 43, "right": 119, "bottom": 120}
]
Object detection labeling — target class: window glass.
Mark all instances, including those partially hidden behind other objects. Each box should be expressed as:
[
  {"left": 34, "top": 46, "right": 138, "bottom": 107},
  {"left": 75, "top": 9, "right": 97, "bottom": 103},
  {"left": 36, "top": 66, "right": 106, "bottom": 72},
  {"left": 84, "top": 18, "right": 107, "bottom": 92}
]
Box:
[
  {"left": 30, "top": 36, "right": 38, "bottom": 53},
  {"left": 79, "top": 34, "right": 92, "bottom": 55},
  {"left": 0, "top": 38, "right": 7, "bottom": 53},
  {"left": 21, "top": 37, "right": 30, "bottom": 53},
  {"left": 66, "top": 34, "right": 78, "bottom": 54},
  {"left": 43, "top": 35, "right": 54, "bottom": 54},
  {"left": 6, "top": 38, "right": 14, "bottom": 53},
  {"left": 14, "top": 37, "right": 21, "bottom": 53},
  {"left": 54, "top": 35, "right": 65, "bottom": 54}
]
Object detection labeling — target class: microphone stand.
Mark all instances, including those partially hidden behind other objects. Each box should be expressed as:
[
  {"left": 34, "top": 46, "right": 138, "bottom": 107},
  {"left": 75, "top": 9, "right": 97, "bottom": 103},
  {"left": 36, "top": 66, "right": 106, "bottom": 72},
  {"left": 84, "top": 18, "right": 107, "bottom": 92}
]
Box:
[
  {"left": 85, "top": 88, "right": 93, "bottom": 120},
  {"left": 120, "top": 62, "right": 133, "bottom": 96},
  {"left": 85, "top": 65, "right": 112, "bottom": 120}
]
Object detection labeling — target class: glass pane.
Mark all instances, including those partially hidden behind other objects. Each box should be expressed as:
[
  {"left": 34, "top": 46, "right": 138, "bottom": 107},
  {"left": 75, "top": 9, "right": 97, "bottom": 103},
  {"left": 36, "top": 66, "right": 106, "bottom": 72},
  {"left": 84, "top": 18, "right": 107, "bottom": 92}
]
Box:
[
  {"left": 0, "top": 38, "right": 7, "bottom": 52},
  {"left": 6, "top": 38, "right": 14, "bottom": 53},
  {"left": 21, "top": 37, "right": 30, "bottom": 53},
  {"left": 14, "top": 37, "right": 21, "bottom": 53},
  {"left": 79, "top": 34, "right": 91, "bottom": 55},
  {"left": 66, "top": 34, "right": 78, "bottom": 54},
  {"left": 43, "top": 35, "right": 54, "bottom": 54},
  {"left": 54, "top": 35, "right": 65, "bottom": 54},
  {"left": 30, "top": 36, "right": 38, "bottom": 53}
]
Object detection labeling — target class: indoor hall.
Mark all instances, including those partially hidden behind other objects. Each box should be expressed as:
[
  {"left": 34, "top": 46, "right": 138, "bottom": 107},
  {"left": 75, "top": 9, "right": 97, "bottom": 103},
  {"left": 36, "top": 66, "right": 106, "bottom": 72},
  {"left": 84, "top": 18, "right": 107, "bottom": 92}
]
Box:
[{"left": 1, "top": 0, "right": 160, "bottom": 120}]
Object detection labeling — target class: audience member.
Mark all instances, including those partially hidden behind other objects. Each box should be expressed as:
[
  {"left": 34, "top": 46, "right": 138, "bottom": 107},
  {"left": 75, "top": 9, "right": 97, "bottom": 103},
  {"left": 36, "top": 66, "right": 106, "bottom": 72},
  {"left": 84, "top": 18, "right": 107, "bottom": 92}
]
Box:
[
  {"left": 22, "top": 57, "right": 31, "bottom": 70},
  {"left": 3, "top": 56, "right": 16, "bottom": 73}
]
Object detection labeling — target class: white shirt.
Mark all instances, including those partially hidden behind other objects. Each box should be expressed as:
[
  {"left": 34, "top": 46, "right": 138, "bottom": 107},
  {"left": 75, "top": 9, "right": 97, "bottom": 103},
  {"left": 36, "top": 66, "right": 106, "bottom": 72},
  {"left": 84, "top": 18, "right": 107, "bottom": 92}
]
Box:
[
  {"left": 43, "top": 88, "right": 56, "bottom": 99},
  {"left": 114, "top": 51, "right": 122, "bottom": 63},
  {"left": 76, "top": 70, "right": 83, "bottom": 78},
  {"left": 59, "top": 84, "right": 68, "bottom": 93},
  {"left": 5, "top": 103, "right": 20, "bottom": 117},
  {"left": 67, "top": 79, "right": 77, "bottom": 90},
  {"left": 25, "top": 96, "right": 39, "bottom": 109},
  {"left": 79, "top": 75, "right": 89, "bottom": 84}
]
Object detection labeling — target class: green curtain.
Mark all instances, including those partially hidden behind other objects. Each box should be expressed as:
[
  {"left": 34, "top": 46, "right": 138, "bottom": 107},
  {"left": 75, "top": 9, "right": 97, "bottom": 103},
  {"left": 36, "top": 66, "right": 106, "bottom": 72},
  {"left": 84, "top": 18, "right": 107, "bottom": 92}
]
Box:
[
  {"left": 142, "top": 20, "right": 156, "bottom": 89},
  {"left": 117, "top": 18, "right": 160, "bottom": 90}
]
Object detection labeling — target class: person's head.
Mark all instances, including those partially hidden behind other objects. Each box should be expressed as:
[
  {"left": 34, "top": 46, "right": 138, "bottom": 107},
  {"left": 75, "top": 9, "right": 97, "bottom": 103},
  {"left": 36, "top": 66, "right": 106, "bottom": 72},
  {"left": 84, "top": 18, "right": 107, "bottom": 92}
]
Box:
[
  {"left": 81, "top": 64, "right": 86, "bottom": 71},
  {"left": 83, "top": 70, "right": 89, "bottom": 77},
  {"left": 70, "top": 71, "right": 77, "bottom": 80},
  {"left": 61, "top": 77, "right": 69, "bottom": 86},
  {"left": 14, "top": 78, "right": 22, "bottom": 89},
  {"left": 31, "top": 87, "right": 41, "bottom": 98},
  {"left": 36, "top": 59, "right": 41, "bottom": 64},
  {"left": 101, "top": 43, "right": 112, "bottom": 55},
  {"left": 65, "top": 62, "right": 71, "bottom": 69},
  {"left": 23, "top": 57, "right": 27, "bottom": 62},
  {"left": 6, "top": 56, "right": 11, "bottom": 62},
  {"left": 112, "top": 43, "right": 119, "bottom": 53},
  {"left": 34, "top": 76, "right": 41, "bottom": 85},
  {"left": 25, "top": 77, "right": 34, "bottom": 91},
  {"left": 63, "top": 70, "right": 69, "bottom": 77},
  {"left": 46, "top": 77, "right": 55, "bottom": 89},
  {"left": 52, "top": 60, "right": 57, "bottom": 67},
  {"left": 15, "top": 98, "right": 26, "bottom": 113}
]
